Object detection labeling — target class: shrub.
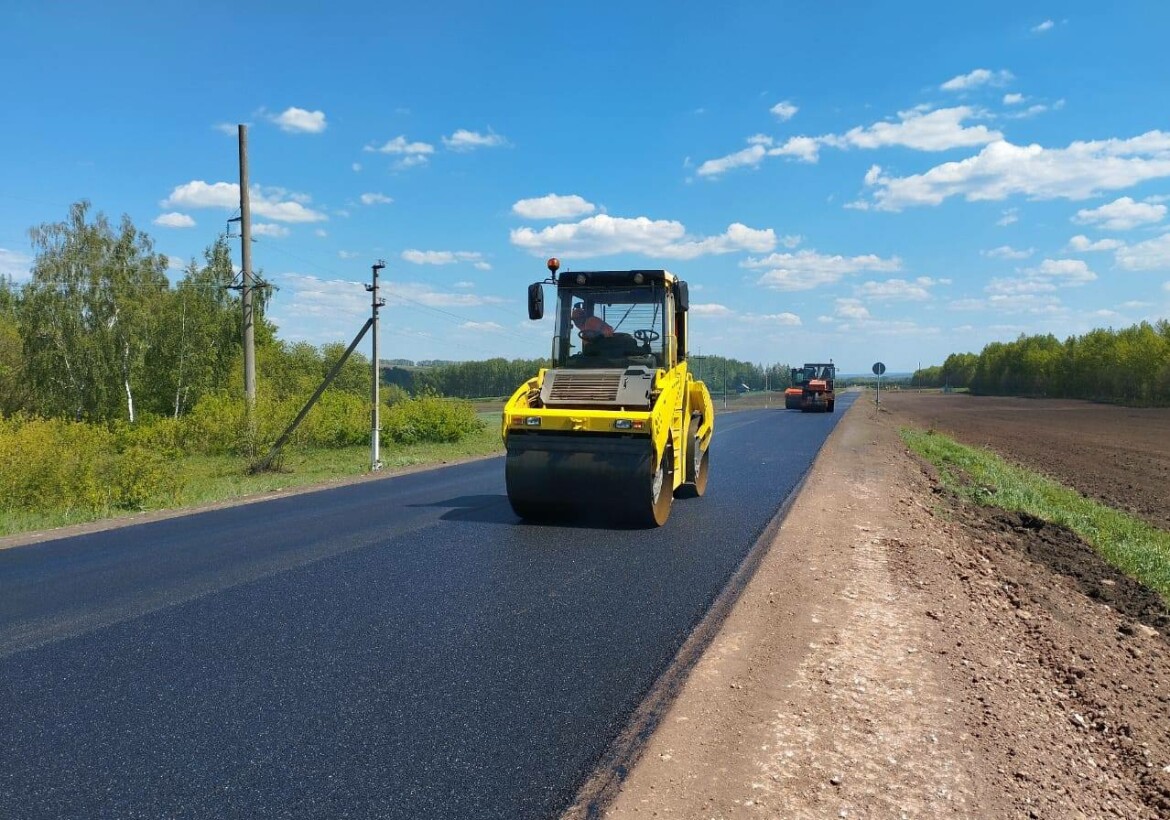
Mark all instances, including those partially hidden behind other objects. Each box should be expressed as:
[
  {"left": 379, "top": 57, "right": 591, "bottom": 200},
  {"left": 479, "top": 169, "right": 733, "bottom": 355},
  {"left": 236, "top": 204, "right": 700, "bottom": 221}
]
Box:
[
  {"left": 110, "top": 445, "right": 185, "bottom": 509},
  {"left": 298, "top": 392, "right": 369, "bottom": 448},
  {"left": 382, "top": 396, "right": 483, "bottom": 445},
  {"left": 0, "top": 416, "right": 115, "bottom": 514}
]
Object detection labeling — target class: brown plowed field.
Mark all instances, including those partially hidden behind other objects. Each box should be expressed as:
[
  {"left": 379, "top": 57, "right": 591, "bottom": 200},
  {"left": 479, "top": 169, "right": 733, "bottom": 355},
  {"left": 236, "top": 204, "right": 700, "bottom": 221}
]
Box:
[{"left": 881, "top": 392, "right": 1170, "bottom": 532}]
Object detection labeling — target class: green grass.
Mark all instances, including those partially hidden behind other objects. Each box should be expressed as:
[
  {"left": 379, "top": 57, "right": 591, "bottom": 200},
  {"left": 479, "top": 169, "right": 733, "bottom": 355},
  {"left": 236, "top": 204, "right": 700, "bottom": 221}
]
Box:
[
  {"left": 0, "top": 423, "right": 503, "bottom": 539},
  {"left": 901, "top": 427, "right": 1170, "bottom": 604}
]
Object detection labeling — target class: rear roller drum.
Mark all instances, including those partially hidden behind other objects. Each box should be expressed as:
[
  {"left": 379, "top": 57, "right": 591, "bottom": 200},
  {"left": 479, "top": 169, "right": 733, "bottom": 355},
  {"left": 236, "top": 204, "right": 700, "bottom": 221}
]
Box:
[{"left": 676, "top": 419, "right": 708, "bottom": 499}]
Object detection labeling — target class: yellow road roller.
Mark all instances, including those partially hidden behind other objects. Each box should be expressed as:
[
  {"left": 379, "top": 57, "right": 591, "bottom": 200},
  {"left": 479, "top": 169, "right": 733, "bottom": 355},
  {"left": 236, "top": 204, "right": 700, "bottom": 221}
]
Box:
[{"left": 502, "top": 258, "right": 714, "bottom": 526}]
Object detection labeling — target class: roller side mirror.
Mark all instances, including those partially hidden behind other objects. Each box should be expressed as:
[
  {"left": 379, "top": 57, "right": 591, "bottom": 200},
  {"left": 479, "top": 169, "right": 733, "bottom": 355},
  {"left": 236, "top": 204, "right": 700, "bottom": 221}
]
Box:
[{"left": 527, "top": 282, "right": 544, "bottom": 320}]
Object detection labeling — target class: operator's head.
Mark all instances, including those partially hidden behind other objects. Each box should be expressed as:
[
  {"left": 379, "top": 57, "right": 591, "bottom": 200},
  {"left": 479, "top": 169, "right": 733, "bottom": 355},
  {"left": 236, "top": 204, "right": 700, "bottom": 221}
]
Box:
[{"left": 571, "top": 302, "right": 587, "bottom": 325}]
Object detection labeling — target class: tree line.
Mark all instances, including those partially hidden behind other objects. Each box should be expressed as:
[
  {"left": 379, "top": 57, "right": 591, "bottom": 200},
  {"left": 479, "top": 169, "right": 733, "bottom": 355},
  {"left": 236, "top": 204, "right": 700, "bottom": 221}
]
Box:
[
  {"left": 1, "top": 201, "right": 374, "bottom": 424},
  {"left": 383, "top": 356, "right": 796, "bottom": 399},
  {"left": 910, "top": 321, "right": 1170, "bottom": 404}
]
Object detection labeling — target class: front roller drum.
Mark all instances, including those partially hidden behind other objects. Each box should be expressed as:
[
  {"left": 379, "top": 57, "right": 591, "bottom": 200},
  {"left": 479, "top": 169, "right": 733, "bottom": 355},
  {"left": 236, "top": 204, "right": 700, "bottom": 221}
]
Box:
[{"left": 505, "top": 434, "right": 674, "bottom": 527}]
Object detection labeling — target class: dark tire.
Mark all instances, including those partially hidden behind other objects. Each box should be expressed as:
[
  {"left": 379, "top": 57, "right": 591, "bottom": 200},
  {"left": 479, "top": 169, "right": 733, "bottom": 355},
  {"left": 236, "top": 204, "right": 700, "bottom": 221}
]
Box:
[
  {"left": 631, "top": 439, "right": 673, "bottom": 526},
  {"left": 827, "top": 400, "right": 835, "bottom": 412},
  {"left": 676, "top": 419, "right": 709, "bottom": 498}
]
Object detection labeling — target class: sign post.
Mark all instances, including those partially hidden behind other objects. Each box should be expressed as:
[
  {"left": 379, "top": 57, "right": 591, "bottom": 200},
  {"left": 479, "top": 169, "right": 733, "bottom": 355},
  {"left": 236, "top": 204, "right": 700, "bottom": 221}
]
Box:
[{"left": 872, "top": 361, "right": 886, "bottom": 406}]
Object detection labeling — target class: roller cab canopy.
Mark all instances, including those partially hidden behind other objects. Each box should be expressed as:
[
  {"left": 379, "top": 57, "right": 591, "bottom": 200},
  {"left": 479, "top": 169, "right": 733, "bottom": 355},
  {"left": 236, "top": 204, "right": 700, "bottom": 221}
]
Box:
[{"left": 545, "top": 269, "right": 691, "bottom": 377}]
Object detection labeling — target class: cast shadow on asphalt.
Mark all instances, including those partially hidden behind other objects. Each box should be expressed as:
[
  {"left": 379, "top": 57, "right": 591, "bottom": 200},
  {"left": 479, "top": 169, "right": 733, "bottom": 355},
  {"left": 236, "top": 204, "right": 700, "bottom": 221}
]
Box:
[{"left": 411, "top": 494, "right": 658, "bottom": 530}]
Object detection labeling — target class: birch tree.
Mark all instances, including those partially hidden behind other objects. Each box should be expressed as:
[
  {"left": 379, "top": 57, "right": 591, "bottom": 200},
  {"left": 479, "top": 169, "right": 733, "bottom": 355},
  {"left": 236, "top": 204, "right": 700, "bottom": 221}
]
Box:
[{"left": 23, "top": 202, "right": 168, "bottom": 422}]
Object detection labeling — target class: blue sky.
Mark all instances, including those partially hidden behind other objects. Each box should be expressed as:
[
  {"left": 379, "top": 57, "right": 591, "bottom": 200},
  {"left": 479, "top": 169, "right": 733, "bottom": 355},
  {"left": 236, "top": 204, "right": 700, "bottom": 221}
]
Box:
[{"left": 3, "top": 1, "right": 1169, "bottom": 372}]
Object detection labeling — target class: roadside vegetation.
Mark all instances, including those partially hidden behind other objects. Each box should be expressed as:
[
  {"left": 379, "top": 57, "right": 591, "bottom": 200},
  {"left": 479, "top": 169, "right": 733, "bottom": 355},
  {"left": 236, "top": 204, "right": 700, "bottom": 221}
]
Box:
[
  {"left": 902, "top": 427, "right": 1170, "bottom": 604},
  {"left": 0, "top": 200, "right": 802, "bottom": 538},
  {"left": 0, "top": 409, "right": 500, "bottom": 538},
  {"left": 910, "top": 322, "right": 1170, "bottom": 405},
  {"left": 0, "top": 202, "right": 501, "bottom": 538}
]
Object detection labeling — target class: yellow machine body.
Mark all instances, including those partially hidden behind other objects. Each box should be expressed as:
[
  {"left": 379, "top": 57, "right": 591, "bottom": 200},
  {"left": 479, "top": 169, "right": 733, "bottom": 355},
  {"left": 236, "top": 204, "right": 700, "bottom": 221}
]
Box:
[{"left": 502, "top": 266, "right": 714, "bottom": 526}]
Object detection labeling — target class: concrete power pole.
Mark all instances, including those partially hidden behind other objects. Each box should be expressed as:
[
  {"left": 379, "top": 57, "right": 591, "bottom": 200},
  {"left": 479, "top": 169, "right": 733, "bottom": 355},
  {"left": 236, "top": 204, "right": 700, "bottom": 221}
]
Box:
[
  {"left": 367, "top": 261, "right": 386, "bottom": 471},
  {"left": 238, "top": 124, "right": 256, "bottom": 407}
]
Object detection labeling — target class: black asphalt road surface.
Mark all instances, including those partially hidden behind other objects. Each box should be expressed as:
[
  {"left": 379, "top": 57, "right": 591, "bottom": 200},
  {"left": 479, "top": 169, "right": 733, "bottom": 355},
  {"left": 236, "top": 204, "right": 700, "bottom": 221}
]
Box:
[{"left": 0, "top": 397, "right": 854, "bottom": 819}]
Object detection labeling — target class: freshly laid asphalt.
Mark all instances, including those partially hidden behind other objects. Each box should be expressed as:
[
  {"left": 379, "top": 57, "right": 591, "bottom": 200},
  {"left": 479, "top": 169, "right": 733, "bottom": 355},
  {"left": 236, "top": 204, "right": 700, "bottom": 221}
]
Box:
[{"left": 0, "top": 396, "right": 853, "bottom": 819}]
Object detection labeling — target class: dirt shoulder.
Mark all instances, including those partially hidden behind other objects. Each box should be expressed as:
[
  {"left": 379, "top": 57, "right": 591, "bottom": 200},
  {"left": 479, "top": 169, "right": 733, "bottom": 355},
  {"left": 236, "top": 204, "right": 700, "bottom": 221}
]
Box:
[{"left": 600, "top": 396, "right": 1170, "bottom": 819}]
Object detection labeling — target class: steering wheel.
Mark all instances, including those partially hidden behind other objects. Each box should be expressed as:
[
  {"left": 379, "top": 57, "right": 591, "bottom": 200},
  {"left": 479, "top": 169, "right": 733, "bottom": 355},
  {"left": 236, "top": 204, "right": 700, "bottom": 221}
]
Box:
[
  {"left": 578, "top": 329, "right": 602, "bottom": 340},
  {"left": 633, "top": 329, "right": 660, "bottom": 344}
]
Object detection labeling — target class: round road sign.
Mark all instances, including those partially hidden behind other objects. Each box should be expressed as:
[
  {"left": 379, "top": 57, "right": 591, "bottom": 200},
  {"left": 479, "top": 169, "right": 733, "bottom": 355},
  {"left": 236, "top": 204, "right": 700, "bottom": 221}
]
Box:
[{"left": 872, "top": 362, "right": 886, "bottom": 375}]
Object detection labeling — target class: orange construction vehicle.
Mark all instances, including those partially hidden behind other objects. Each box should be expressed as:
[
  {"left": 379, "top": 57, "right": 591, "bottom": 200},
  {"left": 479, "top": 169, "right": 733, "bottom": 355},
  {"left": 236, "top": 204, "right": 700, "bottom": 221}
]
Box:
[
  {"left": 790, "top": 362, "right": 836, "bottom": 412},
  {"left": 783, "top": 367, "right": 803, "bottom": 410}
]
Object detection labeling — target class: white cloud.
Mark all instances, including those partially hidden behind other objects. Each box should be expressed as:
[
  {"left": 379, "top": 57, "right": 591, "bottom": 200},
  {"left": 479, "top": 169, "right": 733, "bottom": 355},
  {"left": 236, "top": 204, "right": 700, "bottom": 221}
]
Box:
[
  {"left": 460, "top": 320, "right": 504, "bottom": 332},
  {"left": 1034, "top": 258, "right": 1097, "bottom": 284},
  {"left": 314, "top": 229, "right": 327, "bottom": 238},
  {"left": 272, "top": 107, "right": 327, "bottom": 134},
  {"left": 1067, "top": 234, "right": 1124, "bottom": 252},
  {"left": 396, "top": 155, "right": 429, "bottom": 170},
  {"left": 997, "top": 208, "right": 1020, "bottom": 226},
  {"left": 162, "top": 180, "right": 327, "bottom": 223},
  {"left": 510, "top": 214, "right": 776, "bottom": 260},
  {"left": 744, "top": 249, "right": 901, "bottom": 291},
  {"left": 453, "top": 281, "right": 475, "bottom": 289},
  {"left": 940, "top": 68, "right": 1014, "bottom": 92},
  {"left": 690, "top": 303, "right": 734, "bottom": 316},
  {"left": 364, "top": 136, "right": 435, "bottom": 156},
  {"left": 338, "top": 251, "right": 360, "bottom": 260},
  {"left": 983, "top": 245, "right": 1034, "bottom": 260},
  {"left": 865, "top": 131, "right": 1170, "bottom": 211},
  {"left": 512, "top": 194, "right": 596, "bottom": 220},
  {"left": 855, "top": 277, "right": 945, "bottom": 301},
  {"left": 697, "top": 144, "right": 768, "bottom": 177},
  {"left": 387, "top": 281, "right": 505, "bottom": 308},
  {"left": 1006, "top": 100, "right": 1065, "bottom": 120},
  {"left": 0, "top": 248, "right": 33, "bottom": 283},
  {"left": 697, "top": 106, "right": 997, "bottom": 178},
  {"left": 770, "top": 136, "right": 821, "bottom": 162},
  {"left": 1072, "top": 196, "right": 1166, "bottom": 230},
  {"left": 352, "top": 163, "right": 362, "bottom": 172},
  {"left": 1115, "top": 232, "right": 1170, "bottom": 271},
  {"left": 213, "top": 123, "right": 238, "bottom": 135},
  {"left": 988, "top": 258, "right": 1096, "bottom": 300},
  {"left": 770, "top": 101, "right": 798, "bottom": 121},
  {"left": 153, "top": 212, "right": 196, "bottom": 228},
  {"left": 827, "top": 106, "right": 1001, "bottom": 152},
  {"left": 251, "top": 223, "right": 289, "bottom": 238},
  {"left": 1164, "top": 281, "right": 1170, "bottom": 292},
  {"left": 742, "top": 312, "right": 801, "bottom": 326},
  {"left": 1003, "top": 93, "right": 1026, "bottom": 105},
  {"left": 834, "top": 298, "right": 871, "bottom": 320},
  {"left": 360, "top": 192, "right": 394, "bottom": 206},
  {"left": 442, "top": 129, "right": 507, "bottom": 151},
  {"left": 1032, "top": 19, "right": 1055, "bottom": 33},
  {"left": 780, "top": 234, "right": 802, "bottom": 249},
  {"left": 401, "top": 250, "right": 489, "bottom": 268},
  {"left": 269, "top": 273, "right": 373, "bottom": 337}
]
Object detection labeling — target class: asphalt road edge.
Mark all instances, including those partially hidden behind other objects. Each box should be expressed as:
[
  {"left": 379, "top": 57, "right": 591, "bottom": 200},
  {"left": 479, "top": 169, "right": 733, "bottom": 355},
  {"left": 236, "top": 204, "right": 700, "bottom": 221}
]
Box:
[{"left": 560, "top": 402, "right": 853, "bottom": 819}]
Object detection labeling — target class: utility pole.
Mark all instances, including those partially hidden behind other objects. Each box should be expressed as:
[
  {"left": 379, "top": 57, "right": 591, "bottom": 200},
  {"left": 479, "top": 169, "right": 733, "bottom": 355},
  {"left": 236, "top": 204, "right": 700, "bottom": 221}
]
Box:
[
  {"left": 238, "top": 124, "right": 256, "bottom": 407},
  {"left": 765, "top": 370, "right": 769, "bottom": 409},
  {"left": 367, "top": 260, "right": 387, "bottom": 471}
]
